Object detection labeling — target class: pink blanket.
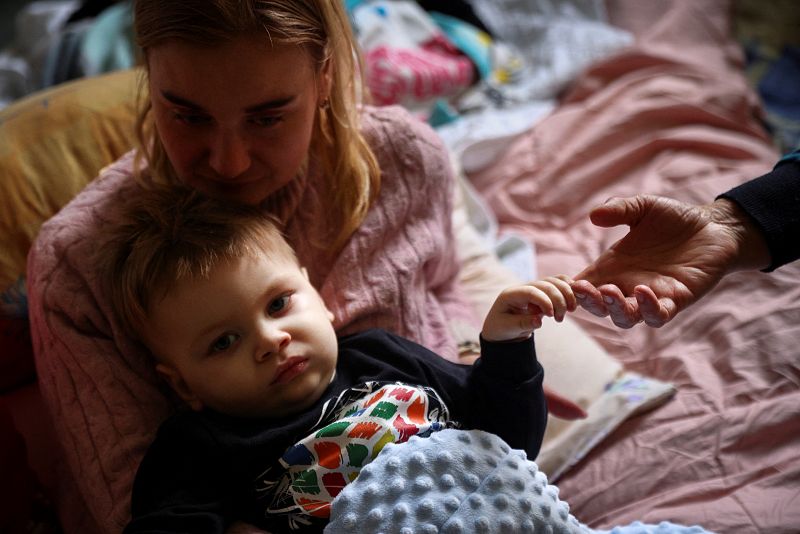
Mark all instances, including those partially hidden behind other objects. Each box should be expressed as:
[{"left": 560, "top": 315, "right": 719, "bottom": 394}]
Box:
[{"left": 466, "top": 1, "right": 800, "bottom": 532}]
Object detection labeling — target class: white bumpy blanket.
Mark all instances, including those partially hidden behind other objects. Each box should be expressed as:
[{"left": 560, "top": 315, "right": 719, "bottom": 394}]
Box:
[{"left": 325, "top": 429, "right": 713, "bottom": 534}]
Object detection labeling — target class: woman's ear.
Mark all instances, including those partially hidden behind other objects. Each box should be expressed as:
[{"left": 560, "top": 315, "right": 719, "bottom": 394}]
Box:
[
  {"left": 317, "top": 58, "right": 333, "bottom": 107},
  {"left": 156, "top": 363, "right": 204, "bottom": 412}
]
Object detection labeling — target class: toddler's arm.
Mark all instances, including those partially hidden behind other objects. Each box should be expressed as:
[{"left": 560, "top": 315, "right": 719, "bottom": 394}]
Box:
[{"left": 481, "top": 275, "right": 576, "bottom": 342}]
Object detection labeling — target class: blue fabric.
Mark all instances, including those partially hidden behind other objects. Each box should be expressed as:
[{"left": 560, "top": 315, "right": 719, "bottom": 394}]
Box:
[
  {"left": 743, "top": 40, "right": 800, "bottom": 152},
  {"left": 596, "top": 521, "right": 713, "bottom": 534},
  {"left": 759, "top": 47, "right": 800, "bottom": 121},
  {"left": 429, "top": 11, "right": 493, "bottom": 79},
  {"left": 326, "top": 429, "right": 716, "bottom": 534},
  {"left": 80, "top": 2, "right": 135, "bottom": 76},
  {"left": 777, "top": 148, "right": 800, "bottom": 166},
  {"left": 0, "top": 276, "right": 27, "bottom": 318},
  {"left": 428, "top": 98, "right": 460, "bottom": 127}
]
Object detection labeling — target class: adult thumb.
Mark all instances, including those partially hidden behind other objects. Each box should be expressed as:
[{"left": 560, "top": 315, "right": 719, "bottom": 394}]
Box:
[{"left": 589, "top": 195, "right": 652, "bottom": 228}]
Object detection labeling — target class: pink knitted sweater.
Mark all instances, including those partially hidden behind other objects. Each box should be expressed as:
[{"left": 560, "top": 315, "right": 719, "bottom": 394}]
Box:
[{"left": 26, "top": 105, "right": 478, "bottom": 532}]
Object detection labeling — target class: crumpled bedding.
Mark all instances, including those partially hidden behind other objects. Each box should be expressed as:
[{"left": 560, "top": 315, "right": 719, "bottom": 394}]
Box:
[{"left": 456, "top": 0, "right": 800, "bottom": 532}]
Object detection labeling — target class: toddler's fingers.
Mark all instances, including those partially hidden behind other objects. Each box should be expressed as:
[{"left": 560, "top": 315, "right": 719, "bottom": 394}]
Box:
[
  {"left": 482, "top": 310, "right": 542, "bottom": 341},
  {"left": 499, "top": 285, "right": 554, "bottom": 317},
  {"left": 514, "top": 312, "right": 543, "bottom": 333},
  {"left": 528, "top": 279, "right": 569, "bottom": 321},
  {"left": 545, "top": 275, "right": 577, "bottom": 312}
]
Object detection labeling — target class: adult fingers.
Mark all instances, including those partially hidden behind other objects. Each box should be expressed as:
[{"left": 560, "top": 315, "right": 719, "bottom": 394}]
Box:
[
  {"left": 571, "top": 280, "right": 610, "bottom": 317},
  {"left": 597, "top": 284, "right": 641, "bottom": 328},
  {"left": 634, "top": 285, "right": 677, "bottom": 328},
  {"left": 589, "top": 194, "right": 657, "bottom": 228}
]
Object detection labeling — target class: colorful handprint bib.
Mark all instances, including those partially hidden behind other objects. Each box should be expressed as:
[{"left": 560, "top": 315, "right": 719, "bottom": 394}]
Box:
[{"left": 255, "top": 381, "right": 455, "bottom": 528}]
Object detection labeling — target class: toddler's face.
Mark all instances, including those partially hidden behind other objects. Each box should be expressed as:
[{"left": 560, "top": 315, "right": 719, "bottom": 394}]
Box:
[{"left": 143, "top": 251, "right": 338, "bottom": 418}]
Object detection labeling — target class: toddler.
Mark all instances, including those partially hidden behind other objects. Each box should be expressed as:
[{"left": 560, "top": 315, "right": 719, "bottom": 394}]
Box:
[{"left": 99, "top": 186, "right": 575, "bottom": 533}]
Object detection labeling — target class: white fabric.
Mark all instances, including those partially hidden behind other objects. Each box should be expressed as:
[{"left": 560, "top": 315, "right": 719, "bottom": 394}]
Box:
[
  {"left": 468, "top": 0, "right": 632, "bottom": 100},
  {"left": 436, "top": 0, "right": 633, "bottom": 174},
  {"left": 351, "top": 0, "right": 441, "bottom": 50}
]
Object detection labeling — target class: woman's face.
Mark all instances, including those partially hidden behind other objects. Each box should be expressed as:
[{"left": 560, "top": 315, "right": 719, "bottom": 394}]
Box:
[{"left": 147, "top": 36, "right": 328, "bottom": 205}]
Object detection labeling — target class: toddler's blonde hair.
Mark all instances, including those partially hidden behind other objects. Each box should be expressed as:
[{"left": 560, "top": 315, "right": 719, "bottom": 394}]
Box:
[{"left": 101, "top": 186, "right": 297, "bottom": 340}]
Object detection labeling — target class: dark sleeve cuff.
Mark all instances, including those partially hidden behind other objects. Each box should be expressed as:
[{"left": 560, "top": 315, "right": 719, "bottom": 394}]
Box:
[
  {"left": 717, "top": 158, "right": 800, "bottom": 272},
  {"left": 476, "top": 334, "right": 539, "bottom": 380}
]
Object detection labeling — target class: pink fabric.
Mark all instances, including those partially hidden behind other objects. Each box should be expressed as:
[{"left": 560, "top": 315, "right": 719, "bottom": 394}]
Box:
[
  {"left": 466, "top": 0, "right": 800, "bottom": 532},
  {"left": 26, "top": 105, "right": 479, "bottom": 533},
  {"left": 366, "top": 35, "right": 475, "bottom": 106}
]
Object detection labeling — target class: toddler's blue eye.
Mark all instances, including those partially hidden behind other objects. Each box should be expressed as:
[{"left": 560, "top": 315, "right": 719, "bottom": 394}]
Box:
[
  {"left": 268, "top": 295, "right": 290, "bottom": 315},
  {"left": 211, "top": 333, "right": 239, "bottom": 353}
]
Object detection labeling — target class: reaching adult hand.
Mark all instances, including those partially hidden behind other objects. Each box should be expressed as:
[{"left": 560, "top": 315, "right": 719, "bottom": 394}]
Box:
[{"left": 571, "top": 194, "right": 770, "bottom": 328}]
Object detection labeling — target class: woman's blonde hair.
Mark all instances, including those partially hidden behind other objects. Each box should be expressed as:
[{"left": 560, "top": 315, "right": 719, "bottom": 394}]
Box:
[
  {"left": 101, "top": 186, "right": 297, "bottom": 341},
  {"left": 132, "top": 0, "right": 380, "bottom": 250}
]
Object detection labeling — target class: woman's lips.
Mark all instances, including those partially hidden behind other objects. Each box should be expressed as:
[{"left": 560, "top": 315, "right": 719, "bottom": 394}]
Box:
[{"left": 271, "top": 357, "right": 309, "bottom": 385}]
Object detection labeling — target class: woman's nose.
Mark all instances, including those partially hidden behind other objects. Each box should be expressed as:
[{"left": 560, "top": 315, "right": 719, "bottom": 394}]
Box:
[
  {"left": 255, "top": 328, "right": 291, "bottom": 362},
  {"left": 208, "top": 129, "right": 251, "bottom": 179}
]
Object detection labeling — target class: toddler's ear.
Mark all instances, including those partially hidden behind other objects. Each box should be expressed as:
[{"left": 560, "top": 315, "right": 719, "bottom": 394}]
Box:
[
  {"left": 156, "top": 363, "right": 204, "bottom": 411},
  {"left": 300, "top": 264, "right": 334, "bottom": 321}
]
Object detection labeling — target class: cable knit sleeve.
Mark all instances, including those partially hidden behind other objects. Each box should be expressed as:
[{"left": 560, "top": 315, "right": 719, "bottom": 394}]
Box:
[
  {"left": 318, "top": 105, "right": 481, "bottom": 362},
  {"left": 26, "top": 151, "right": 174, "bottom": 533}
]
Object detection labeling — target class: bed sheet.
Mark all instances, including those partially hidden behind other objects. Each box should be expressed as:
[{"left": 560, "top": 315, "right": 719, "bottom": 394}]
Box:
[{"left": 461, "top": 1, "right": 800, "bottom": 532}]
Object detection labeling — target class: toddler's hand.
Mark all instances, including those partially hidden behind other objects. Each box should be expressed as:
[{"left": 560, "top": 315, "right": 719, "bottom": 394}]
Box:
[{"left": 481, "top": 275, "right": 576, "bottom": 342}]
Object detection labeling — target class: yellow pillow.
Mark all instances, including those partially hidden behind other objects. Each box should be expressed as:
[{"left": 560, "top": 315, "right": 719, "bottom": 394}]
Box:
[
  {"left": 0, "top": 68, "right": 140, "bottom": 389},
  {"left": 1, "top": 68, "right": 140, "bottom": 300}
]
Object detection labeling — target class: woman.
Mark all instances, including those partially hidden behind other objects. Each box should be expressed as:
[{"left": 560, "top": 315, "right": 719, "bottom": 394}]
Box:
[{"left": 26, "top": 1, "right": 511, "bottom": 532}]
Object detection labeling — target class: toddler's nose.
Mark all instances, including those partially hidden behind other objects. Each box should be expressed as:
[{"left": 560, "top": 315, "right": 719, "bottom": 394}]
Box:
[{"left": 255, "top": 329, "right": 290, "bottom": 362}]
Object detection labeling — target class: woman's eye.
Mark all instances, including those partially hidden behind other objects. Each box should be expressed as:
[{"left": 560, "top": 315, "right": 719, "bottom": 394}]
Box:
[
  {"left": 268, "top": 294, "right": 290, "bottom": 315},
  {"left": 210, "top": 333, "right": 239, "bottom": 354},
  {"left": 249, "top": 115, "right": 281, "bottom": 127},
  {"left": 173, "top": 111, "right": 211, "bottom": 125}
]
